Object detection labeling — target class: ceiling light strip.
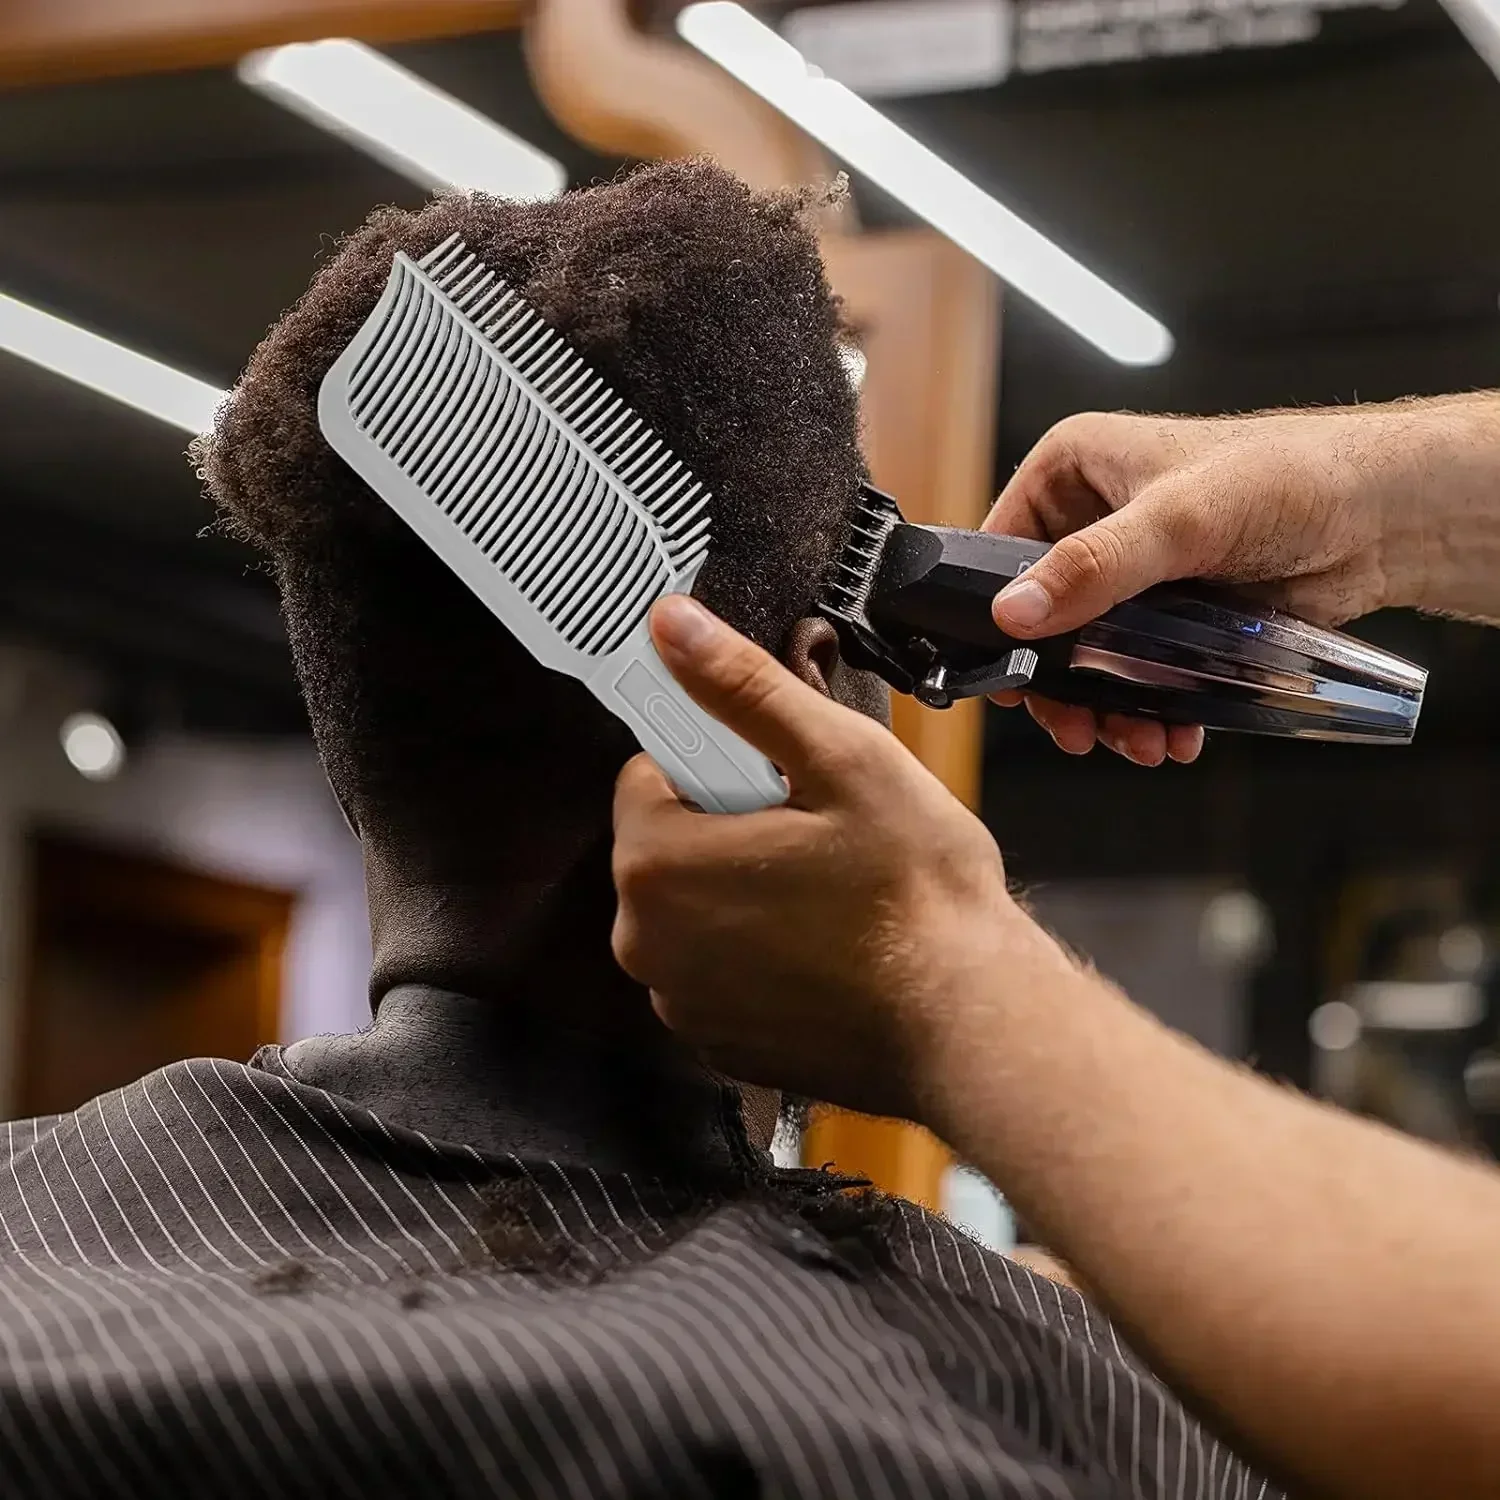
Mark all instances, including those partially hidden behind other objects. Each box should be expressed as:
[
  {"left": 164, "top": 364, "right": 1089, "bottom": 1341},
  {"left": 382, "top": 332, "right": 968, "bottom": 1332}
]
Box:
[
  {"left": 239, "top": 38, "right": 566, "bottom": 200},
  {"left": 0, "top": 291, "right": 224, "bottom": 434},
  {"left": 677, "top": 2, "right": 1173, "bottom": 366}
]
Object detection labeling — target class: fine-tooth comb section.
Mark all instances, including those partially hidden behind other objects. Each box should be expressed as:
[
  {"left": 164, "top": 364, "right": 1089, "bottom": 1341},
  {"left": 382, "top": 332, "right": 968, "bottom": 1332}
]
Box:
[{"left": 342, "top": 233, "right": 712, "bottom": 658}]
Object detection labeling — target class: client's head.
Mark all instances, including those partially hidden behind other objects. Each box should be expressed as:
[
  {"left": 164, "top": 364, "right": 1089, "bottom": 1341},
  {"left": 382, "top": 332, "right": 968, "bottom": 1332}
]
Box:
[{"left": 198, "top": 160, "right": 879, "bottom": 999}]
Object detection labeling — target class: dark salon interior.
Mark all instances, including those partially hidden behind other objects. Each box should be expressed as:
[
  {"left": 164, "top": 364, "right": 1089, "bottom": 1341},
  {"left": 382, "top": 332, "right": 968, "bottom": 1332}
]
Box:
[{"left": 0, "top": 6, "right": 1497, "bottom": 1496}]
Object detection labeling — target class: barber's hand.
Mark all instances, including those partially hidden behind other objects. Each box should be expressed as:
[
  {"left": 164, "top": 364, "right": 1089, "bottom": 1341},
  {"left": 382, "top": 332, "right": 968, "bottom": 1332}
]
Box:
[
  {"left": 612, "top": 594, "right": 1078, "bottom": 1123},
  {"left": 986, "top": 409, "right": 1399, "bottom": 766}
]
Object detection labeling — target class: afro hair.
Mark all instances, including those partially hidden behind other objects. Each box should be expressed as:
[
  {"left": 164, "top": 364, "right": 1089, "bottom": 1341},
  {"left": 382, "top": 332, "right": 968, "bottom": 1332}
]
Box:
[{"left": 197, "top": 160, "right": 864, "bottom": 823}]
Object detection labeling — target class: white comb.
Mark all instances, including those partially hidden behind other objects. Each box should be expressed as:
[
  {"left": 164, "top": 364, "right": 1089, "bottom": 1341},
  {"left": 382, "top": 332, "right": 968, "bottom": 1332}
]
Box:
[{"left": 317, "top": 234, "right": 787, "bottom": 815}]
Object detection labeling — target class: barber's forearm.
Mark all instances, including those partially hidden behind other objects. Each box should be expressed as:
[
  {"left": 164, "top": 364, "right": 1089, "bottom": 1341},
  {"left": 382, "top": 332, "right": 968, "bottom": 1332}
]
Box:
[
  {"left": 919, "top": 955, "right": 1500, "bottom": 1500},
  {"left": 1372, "top": 391, "right": 1500, "bottom": 622}
]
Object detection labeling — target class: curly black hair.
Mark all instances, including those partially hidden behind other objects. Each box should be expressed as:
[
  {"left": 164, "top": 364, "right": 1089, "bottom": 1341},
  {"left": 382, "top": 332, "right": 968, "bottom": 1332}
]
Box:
[{"left": 196, "top": 160, "right": 864, "bottom": 828}]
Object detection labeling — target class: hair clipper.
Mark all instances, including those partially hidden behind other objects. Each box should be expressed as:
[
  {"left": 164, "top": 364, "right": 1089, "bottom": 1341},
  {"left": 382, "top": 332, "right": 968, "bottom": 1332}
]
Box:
[{"left": 819, "top": 485, "right": 1426, "bottom": 744}]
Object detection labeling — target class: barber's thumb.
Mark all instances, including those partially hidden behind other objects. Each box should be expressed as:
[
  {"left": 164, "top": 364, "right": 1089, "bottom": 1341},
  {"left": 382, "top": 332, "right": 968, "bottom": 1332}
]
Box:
[
  {"left": 649, "top": 595, "right": 837, "bottom": 784},
  {"left": 993, "top": 506, "right": 1173, "bottom": 637}
]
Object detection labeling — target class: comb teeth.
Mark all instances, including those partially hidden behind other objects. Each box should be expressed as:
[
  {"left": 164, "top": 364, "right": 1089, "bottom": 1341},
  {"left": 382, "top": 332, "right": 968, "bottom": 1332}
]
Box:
[
  {"left": 340, "top": 234, "right": 712, "bottom": 659},
  {"left": 820, "top": 486, "right": 898, "bottom": 623},
  {"left": 419, "top": 235, "right": 711, "bottom": 568}
]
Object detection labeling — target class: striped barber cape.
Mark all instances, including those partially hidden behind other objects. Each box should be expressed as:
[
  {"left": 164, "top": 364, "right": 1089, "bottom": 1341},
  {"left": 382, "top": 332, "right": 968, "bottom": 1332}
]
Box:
[{"left": 0, "top": 1048, "right": 1281, "bottom": 1500}]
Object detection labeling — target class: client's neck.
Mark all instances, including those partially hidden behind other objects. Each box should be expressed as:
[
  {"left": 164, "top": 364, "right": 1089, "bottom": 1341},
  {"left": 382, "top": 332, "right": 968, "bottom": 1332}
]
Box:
[
  {"left": 364, "top": 821, "right": 645, "bottom": 1035},
  {"left": 284, "top": 799, "right": 757, "bottom": 1180}
]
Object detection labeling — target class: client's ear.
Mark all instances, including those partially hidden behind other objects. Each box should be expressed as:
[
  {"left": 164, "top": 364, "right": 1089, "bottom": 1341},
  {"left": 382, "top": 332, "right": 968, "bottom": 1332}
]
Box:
[
  {"left": 784, "top": 616, "right": 893, "bottom": 725},
  {"left": 784, "top": 616, "right": 844, "bottom": 697}
]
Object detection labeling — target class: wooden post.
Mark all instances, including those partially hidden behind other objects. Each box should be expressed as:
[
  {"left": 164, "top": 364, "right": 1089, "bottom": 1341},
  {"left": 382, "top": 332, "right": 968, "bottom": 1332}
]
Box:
[
  {"left": 526, "top": 0, "right": 1000, "bottom": 1211},
  {"left": 821, "top": 231, "right": 999, "bottom": 813}
]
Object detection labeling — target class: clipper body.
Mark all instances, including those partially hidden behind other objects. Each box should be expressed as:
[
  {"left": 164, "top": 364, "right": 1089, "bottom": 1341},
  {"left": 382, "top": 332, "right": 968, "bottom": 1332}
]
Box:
[{"left": 821, "top": 487, "right": 1426, "bottom": 745}]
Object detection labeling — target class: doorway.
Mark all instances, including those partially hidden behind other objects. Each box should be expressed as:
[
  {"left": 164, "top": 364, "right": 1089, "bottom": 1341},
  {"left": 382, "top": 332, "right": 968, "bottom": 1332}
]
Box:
[{"left": 16, "top": 832, "right": 293, "bottom": 1117}]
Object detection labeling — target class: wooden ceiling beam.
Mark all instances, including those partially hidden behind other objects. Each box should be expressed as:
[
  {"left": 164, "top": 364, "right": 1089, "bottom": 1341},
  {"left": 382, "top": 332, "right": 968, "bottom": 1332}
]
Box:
[
  {"left": 526, "top": 0, "right": 832, "bottom": 196},
  {"left": 0, "top": 0, "right": 524, "bottom": 90}
]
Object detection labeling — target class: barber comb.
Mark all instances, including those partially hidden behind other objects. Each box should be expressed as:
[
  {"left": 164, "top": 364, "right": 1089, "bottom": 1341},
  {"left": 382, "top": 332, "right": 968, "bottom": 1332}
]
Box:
[{"left": 317, "top": 234, "right": 787, "bottom": 814}]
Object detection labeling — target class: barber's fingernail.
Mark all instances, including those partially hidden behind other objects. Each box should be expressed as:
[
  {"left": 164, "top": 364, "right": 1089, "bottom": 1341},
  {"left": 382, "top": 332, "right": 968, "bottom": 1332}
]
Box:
[
  {"left": 653, "top": 594, "right": 725, "bottom": 657},
  {"left": 995, "top": 578, "right": 1051, "bottom": 630}
]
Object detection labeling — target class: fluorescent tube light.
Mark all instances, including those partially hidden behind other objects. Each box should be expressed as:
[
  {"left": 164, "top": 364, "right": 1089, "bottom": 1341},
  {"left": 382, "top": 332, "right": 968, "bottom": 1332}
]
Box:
[
  {"left": 0, "top": 291, "right": 224, "bottom": 434},
  {"left": 1439, "top": 0, "right": 1500, "bottom": 81},
  {"left": 239, "top": 38, "right": 566, "bottom": 200},
  {"left": 677, "top": 2, "right": 1173, "bottom": 366}
]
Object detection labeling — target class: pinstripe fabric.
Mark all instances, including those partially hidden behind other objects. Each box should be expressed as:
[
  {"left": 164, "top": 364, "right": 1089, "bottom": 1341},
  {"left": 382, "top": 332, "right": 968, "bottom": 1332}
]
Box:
[{"left": 0, "top": 1052, "right": 1281, "bottom": 1500}]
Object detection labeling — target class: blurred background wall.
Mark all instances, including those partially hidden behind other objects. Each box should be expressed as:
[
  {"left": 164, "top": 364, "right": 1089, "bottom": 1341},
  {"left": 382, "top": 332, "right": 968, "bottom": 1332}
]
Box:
[{"left": 0, "top": 644, "right": 369, "bottom": 1116}]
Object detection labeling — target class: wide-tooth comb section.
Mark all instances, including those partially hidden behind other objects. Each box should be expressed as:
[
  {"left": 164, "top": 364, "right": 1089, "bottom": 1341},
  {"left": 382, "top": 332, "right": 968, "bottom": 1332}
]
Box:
[{"left": 339, "top": 237, "right": 711, "bottom": 658}]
